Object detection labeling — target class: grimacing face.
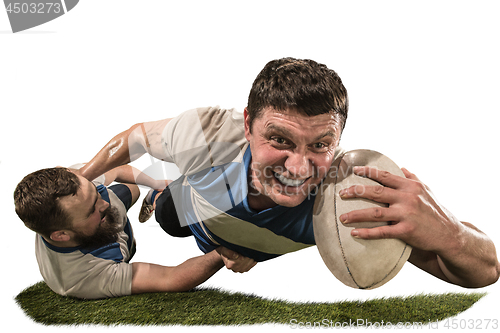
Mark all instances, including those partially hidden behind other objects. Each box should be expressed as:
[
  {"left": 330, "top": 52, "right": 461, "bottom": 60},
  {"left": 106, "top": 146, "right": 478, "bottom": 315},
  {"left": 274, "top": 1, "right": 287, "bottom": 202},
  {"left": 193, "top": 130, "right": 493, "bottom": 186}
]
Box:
[
  {"left": 244, "top": 107, "right": 342, "bottom": 210},
  {"left": 57, "top": 175, "right": 120, "bottom": 248}
]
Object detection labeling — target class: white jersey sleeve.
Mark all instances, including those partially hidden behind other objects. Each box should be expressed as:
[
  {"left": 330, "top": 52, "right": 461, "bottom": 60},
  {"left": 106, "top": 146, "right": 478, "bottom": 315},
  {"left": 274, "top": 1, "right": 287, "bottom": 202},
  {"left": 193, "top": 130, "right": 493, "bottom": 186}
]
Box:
[{"left": 161, "top": 106, "right": 248, "bottom": 176}]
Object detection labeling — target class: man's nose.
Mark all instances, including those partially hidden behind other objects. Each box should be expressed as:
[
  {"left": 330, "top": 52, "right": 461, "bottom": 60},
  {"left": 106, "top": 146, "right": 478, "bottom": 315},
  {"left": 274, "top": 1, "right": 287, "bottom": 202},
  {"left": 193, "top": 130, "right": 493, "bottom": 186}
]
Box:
[
  {"left": 99, "top": 199, "right": 110, "bottom": 212},
  {"left": 284, "top": 151, "right": 312, "bottom": 178}
]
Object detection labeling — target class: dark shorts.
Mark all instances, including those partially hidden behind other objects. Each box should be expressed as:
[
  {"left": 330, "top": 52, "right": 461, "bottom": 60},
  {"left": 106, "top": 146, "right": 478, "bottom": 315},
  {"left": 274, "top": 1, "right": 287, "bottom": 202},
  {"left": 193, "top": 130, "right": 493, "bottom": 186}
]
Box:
[
  {"left": 155, "top": 185, "right": 193, "bottom": 238},
  {"left": 109, "top": 184, "right": 133, "bottom": 211}
]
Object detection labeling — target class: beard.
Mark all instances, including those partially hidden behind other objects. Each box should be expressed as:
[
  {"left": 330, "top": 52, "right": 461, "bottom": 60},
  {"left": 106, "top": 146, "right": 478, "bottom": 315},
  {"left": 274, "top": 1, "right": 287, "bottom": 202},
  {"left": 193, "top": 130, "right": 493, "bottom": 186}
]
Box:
[{"left": 73, "top": 205, "right": 122, "bottom": 250}]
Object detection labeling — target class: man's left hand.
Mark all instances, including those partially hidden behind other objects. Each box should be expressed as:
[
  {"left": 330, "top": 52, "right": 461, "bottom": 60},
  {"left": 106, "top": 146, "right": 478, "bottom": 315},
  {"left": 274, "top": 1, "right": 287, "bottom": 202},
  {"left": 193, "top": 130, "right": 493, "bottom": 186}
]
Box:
[{"left": 338, "top": 166, "right": 461, "bottom": 253}]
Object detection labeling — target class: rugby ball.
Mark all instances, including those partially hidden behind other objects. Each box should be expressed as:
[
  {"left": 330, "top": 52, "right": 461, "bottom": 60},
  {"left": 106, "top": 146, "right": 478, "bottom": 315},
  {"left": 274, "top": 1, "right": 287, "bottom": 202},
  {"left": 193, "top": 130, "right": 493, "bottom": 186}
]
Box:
[{"left": 313, "top": 149, "right": 412, "bottom": 289}]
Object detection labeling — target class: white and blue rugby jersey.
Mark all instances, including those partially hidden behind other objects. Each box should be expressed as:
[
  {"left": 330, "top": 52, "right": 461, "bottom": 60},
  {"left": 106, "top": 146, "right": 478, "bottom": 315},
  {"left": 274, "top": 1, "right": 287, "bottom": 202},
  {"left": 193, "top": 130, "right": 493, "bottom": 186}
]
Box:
[
  {"left": 160, "top": 106, "right": 343, "bottom": 262},
  {"left": 35, "top": 182, "right": 135, "bottom": 299}
]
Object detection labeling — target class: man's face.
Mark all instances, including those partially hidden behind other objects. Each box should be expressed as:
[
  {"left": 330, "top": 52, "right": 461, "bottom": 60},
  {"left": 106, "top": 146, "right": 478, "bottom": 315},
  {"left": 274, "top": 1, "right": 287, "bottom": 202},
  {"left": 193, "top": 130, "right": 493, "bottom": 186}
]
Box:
[
  {"left": 58, "top": 175, "right": 120, "bottom": 249},
  {"left": 244, "top": 107, "right": 342, "bottom": 210}
]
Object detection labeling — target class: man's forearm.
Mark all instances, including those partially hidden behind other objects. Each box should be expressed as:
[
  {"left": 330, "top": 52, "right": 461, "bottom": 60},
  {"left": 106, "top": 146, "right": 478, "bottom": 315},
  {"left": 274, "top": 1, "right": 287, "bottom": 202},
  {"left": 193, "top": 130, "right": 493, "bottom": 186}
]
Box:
[
  {"left": 436, "top": 222, "right": 500, "bottom": 288},
  {"left": 80, "top": 124, "right": 147, "bottom": 181},
  {"left": 168, "top": 249, "right": 225, "bottom": 290},
  {"left": 131, "top": 250, "right": 224, "bottom": 294},
  {"left": 104, "top": 165, "right": 168, "bottom": 190}
]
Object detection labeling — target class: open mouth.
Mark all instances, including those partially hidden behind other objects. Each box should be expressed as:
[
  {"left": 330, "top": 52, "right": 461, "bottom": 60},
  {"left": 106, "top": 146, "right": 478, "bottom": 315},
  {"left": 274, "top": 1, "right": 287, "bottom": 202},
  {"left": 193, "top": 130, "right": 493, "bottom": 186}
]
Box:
[{"left": 274, "top": 172, "right": 309, "bottom": 187}]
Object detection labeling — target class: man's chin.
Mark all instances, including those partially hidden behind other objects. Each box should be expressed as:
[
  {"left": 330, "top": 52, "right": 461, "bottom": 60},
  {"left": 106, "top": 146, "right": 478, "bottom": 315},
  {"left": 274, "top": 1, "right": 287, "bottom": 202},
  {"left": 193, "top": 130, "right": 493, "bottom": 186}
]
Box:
[
  {"left": 75, "top": 207, "right": 121, "bottom": 249},
  {"left": 268, "top": 191, "right": 309, "bottom": 208},
  {"left": 267, "top": 183, "right": 318, "bottom": 207}
]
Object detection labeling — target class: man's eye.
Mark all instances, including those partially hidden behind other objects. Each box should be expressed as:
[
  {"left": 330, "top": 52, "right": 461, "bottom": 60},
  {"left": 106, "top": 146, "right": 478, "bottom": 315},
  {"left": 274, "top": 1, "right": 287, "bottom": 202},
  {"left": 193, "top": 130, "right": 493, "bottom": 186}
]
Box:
[
  {"left": 313, "top": 142, "right": 331, "bottom": 152},
  {"left": 272, "top": 137, "right": 287, "bottom": 145}
]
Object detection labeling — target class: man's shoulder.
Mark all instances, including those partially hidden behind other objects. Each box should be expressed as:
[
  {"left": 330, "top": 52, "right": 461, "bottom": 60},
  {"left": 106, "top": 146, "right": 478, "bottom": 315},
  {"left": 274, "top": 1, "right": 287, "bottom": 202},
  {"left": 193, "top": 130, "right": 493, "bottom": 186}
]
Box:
[
  {"left": 164, "top": 106, "right": 248, "bottom": 175},
  {"left": 36, "top": 234, "right": 133, "bottom": 299},
  {"left": 194, "top": 105, "right": 244, "bottom": 129},
  {"left": 172, "top": 106, "right": 245, "bottom": 138}
]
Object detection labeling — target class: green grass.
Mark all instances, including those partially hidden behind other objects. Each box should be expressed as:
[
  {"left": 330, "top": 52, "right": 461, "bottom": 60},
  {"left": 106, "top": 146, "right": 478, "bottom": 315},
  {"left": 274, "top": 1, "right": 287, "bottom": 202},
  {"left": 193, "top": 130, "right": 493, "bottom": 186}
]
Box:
[{"left": 15, "top": 281, "right": 485, "bottom": 326}]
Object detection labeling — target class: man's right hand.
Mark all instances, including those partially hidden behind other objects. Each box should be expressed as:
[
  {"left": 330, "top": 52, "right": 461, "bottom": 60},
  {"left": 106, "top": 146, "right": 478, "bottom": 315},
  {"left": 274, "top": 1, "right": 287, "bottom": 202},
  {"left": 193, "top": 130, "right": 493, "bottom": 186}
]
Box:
[{"left": 216, "top": 247, "right": 257, "bottom": 273}]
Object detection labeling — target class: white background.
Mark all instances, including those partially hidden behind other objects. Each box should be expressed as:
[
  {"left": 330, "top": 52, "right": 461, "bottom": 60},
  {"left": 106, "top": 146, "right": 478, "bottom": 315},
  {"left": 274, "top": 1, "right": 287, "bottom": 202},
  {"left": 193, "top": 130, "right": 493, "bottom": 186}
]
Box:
[{"left": 1, "top": 1, "right": 499, "bottom": 332}]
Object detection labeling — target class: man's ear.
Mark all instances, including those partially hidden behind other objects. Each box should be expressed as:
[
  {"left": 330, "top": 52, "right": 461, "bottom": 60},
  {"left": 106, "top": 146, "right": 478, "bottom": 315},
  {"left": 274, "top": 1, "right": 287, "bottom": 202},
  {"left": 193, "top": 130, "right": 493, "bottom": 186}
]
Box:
[
  {"left": 50, "top": 230, "right": 71, "bottom": 243},
  {"left": 244, "top": 107, "right": 252, "bottom": 140}
]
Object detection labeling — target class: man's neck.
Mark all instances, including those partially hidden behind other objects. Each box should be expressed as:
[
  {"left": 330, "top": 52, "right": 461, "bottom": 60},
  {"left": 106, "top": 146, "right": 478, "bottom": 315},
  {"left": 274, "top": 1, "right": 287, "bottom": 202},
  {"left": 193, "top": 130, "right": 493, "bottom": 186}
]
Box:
[
  {"left": 246, "top": 183, "right": 277, "bottom": 212},
  {"left": 42, "top": 235, "right": 80, "bottom": 248}
]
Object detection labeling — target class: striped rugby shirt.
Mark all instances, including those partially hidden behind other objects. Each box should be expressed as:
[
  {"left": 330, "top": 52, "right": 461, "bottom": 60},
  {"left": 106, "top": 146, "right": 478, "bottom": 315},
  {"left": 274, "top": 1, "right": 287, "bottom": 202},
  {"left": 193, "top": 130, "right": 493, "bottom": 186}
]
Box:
[
  {"left": 35, "top": 181, "right": 135, "bottom": 299},
  {"left": 160, "top": 106, "right": 343, "bottom": 261}
]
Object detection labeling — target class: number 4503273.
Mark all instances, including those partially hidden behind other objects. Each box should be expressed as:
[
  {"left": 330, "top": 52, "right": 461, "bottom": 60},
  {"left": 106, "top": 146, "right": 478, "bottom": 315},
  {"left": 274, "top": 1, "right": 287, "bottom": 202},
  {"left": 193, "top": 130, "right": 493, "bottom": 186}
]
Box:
[
  {"left": 443, "top": 318, "right": 498, "bottom": 330},
  {"left": 6, "top": 2, "right": 62, "bottom": 14}
]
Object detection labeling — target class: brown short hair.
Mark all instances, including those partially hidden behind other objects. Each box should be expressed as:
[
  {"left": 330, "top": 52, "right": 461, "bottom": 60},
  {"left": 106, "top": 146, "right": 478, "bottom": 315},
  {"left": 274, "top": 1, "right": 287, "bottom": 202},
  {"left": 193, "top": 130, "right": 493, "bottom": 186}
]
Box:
[
  {"left": 247, "top": 58, "right": 348, "bottom": 133},
  {"left": 14, "top": 168, "right": 81, "bottom": 238}
]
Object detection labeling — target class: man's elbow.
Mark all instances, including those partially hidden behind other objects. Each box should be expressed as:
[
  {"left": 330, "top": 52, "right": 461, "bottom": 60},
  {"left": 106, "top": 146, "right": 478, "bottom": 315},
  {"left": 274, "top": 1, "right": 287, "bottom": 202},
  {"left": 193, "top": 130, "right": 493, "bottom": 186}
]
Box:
[
  {"left": 463, "top": 260, "right": 500, "bottom": 289},
  {"left": 491, "top": 260, "right": 500, "bottom": 285},
  {"left": 482, "top": 250, "right": 500, "bottom": 287},
  {"left": 126, "top": 123, "right": 149, "bottom": 160},
  {"left": 478, "top": 264, "right": 500, "bottom": 288}
]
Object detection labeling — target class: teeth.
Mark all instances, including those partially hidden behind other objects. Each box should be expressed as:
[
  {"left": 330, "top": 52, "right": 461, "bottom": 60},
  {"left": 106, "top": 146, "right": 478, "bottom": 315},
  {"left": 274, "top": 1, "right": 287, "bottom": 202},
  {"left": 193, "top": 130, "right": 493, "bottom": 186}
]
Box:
[{"left": 275, "top": 173, "right": 306, "bottom": 187}]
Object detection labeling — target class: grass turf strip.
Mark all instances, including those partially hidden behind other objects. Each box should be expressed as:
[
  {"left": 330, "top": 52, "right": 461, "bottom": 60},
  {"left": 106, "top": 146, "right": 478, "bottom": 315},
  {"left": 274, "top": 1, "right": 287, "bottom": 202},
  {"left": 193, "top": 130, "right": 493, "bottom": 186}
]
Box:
[{"left": 15, "top": 281, "right": 485, "bottom": 326}]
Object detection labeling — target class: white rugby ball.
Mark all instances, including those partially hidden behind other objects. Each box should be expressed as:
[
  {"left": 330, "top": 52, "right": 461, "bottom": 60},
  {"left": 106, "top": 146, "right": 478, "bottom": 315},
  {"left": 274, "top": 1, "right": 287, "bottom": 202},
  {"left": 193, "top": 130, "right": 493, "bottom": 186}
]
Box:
[{"left": 313, "top": 149, "right": 412, "bottom": 289}]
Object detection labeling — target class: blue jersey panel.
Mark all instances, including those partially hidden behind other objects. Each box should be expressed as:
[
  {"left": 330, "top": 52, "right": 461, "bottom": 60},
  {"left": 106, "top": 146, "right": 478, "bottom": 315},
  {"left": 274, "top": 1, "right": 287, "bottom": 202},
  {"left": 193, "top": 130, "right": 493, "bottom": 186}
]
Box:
[{"left": 178, "top": 147, "right": 316, "bottom": 261}]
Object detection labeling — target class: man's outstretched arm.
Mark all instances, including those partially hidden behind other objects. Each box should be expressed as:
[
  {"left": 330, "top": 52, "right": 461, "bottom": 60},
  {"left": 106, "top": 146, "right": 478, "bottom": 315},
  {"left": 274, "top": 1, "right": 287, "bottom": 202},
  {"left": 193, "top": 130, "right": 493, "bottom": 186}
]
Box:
[
  {"left": 339, "top": 166, "right": 500, "bottom": 288},
  {"left": 131, "top": 249, "right": 225, "bottom": 294},
  {"left": 131, "top": 247, "right": 258, "bottom": 294},
  {"left": 102, "top": 165, "right": 169, "bottom": 190},
  {"left": 80, "top": 119, "right": 171, "bottom": 182}
]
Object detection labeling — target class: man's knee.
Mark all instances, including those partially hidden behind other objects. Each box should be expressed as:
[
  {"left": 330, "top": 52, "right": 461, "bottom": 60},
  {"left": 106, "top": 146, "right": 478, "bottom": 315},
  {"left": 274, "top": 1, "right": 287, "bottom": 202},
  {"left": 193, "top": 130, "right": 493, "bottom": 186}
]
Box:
[
  {"left": 124, "top": 184, "right": 140, "bottom": 206},
  {"left": 155, "top": 186, "right": 192, "bottom": 238}
]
